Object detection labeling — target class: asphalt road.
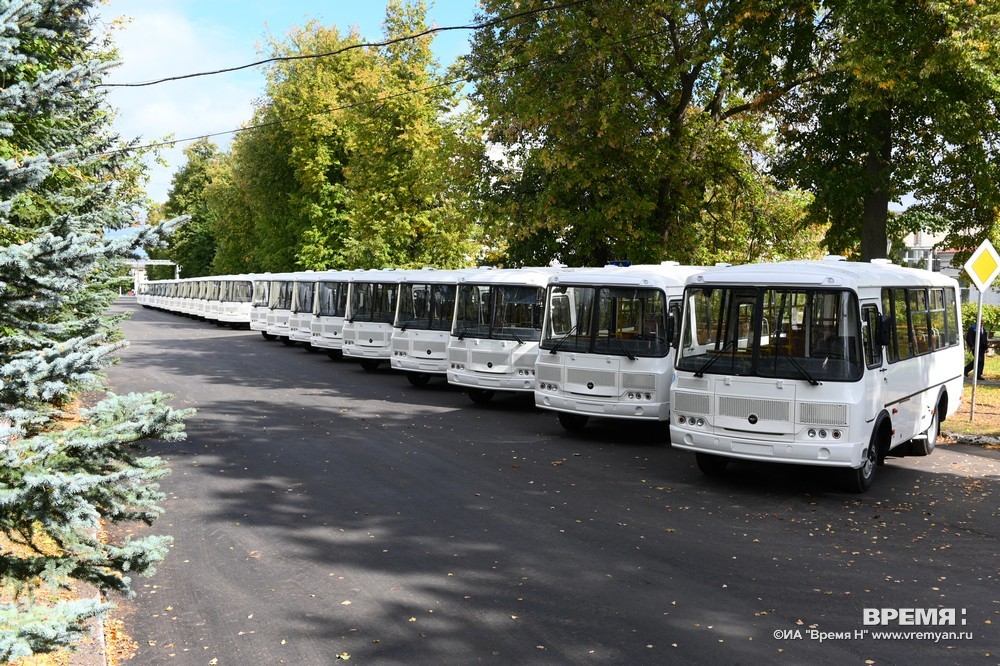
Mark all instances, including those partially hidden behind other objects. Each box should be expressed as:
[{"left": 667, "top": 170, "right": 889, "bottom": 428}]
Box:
[{"left": 105, "top": 298, "right": 999, "bottom": 665}]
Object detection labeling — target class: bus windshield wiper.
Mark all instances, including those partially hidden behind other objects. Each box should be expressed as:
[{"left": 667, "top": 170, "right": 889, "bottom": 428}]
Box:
[
  {"left": 548, "top": 324, "right": 580, "bottom": 354},
  {"left": 777, "top": 345, "right": 820, "bottom": 386},
  {"left": 456, "top": 321, "right": 480, "bottom": 340},
  {"left": 609, "top": 334, "right": 636, "bottom": 360},
  {"left": 694, "top": 339, "right": 738, "bottom": 377},
  {"left": 498, "top": 321, "right": 525, "bottom": 345}
]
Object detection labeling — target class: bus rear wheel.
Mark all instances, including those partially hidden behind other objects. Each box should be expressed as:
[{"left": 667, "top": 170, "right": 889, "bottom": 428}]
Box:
[
  {"left": 909, "top": 409, "right": 939, "bottom": 457},
  {"left": 557, "top": 412, "right": 589, "bottom": 432},
  {"left": 467, "top": 388, "right": 495, "bottom": 404},
  {"left": 695, "top": 452, "right": 729, "bottom": 476}
]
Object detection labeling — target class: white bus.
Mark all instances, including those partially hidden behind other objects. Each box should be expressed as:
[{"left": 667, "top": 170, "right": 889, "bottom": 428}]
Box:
[
  {"left": 216, "top": 275, "right": 256, "bottom": 328},
  {"left": 310, "top": 270, "right": 358, "bottom": 360},
  {"left": 447, "top": 267, "right": 575, "bottom": 404},
  {"left": 343, "top": 268, "right": 413, "bottom": 371},
  {"left": 390, "top": 268, "right": 476, "bottom": 386},
  {"left": 670, "top": 258, "right": 963, "bottom": 492},
  {"left": 250, "top": 272, "right": 295, "bottom": 341},
  {"left": 288, "top": 272, "right": 323, "bottom": 348},
  {"left": 535, "top": 263, "right": 703, "bottom": 432}
]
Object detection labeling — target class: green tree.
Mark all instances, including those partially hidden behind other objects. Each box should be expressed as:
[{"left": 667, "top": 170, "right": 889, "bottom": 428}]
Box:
[
  {"left": 463, "top": 0, "right": 822, "bottom": 266},
  {"left": 206, "top": 108, "right": 303, "bottom": 273},
  {"left": 148, "top": 138, "right": 220, "bottom": 278},
  {"left": 0, "top": 1, "right": 191, "bottom": 658},
  {"left": 206, "top": 1, "right": 480, "bottom": 272},
  {"left": 773, "top": 0, "right": 1000, "bottom": 260},
  {"left": 337, "top": 0, "right": 482, "bottom": 268}
]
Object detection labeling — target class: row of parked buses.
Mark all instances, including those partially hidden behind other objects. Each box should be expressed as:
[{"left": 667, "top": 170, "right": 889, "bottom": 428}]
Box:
[{"left": 137, "top": 257, "right": 964, "bottom": 492}]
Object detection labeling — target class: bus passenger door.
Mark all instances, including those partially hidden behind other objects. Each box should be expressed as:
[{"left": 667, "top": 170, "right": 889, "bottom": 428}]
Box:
[{"left": 861, "top": 302, "right": 885, "bottom": 422}]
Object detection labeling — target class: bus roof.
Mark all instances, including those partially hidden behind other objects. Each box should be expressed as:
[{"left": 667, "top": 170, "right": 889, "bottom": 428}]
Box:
[
  {"left": 397, "top": 268, "right": 481, "bottom": 285},
  {"left": 548, "top": 263, "right": 706, "bottom": 289},
  {"left": 457, "top": 266, "right": 583, "bottom": 287},
  {"left": 689, "top": 259, "right": 959, "bottom": 291}
]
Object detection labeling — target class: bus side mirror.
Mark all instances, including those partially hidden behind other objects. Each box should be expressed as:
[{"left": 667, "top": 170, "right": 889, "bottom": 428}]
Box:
[{"left": 878, "top": 315, "right": 893, "bottom": 347}]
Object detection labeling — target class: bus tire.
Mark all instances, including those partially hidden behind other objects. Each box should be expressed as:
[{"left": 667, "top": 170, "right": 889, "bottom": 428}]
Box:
[
  {"left": 406, "top": 372, "right": 431, "bottom": 387},
  {"left": 326, "top": 350, "right": 344, "bottom": 361},
  {"left": 467, "top": 388, "right": 495, "bottom": 404},
  {"left": 910, "top": 406, "right": 940, "bottom": 457},
  {"left": 261, "top": 331, "right": 276, "bottom": 341},
  {"left": 695, "top": 452, "right": 729, "bottom": 476},
  {"left": 280, "top": 337, "right": 296, "bottom": 347},
  {"left": 359, "top": 359, "right": 381, "bottom": 372},
  {"left": 304, "top": 343, "right": 318, "bottom": 353},
  {"left": 844, "top": 434, "right": 879, "bottom": 493},
  {"left": 557, "top": 412, "right": 589, "bottom": 432}
]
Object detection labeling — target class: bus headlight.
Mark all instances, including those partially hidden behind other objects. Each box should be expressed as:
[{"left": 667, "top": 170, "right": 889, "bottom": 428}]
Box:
[
  {"left": 677, "top": 415, "right": 686, "bottom": 424},
  {"left": 808, "top": 429, "right": 817, "bottom": 438}
]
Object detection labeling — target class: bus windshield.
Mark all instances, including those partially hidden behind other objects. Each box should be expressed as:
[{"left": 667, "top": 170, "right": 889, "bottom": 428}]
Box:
[
  {"left": 268, "top": 281, "right": 293, "bottom": 310},
  {"left": 317, "top": 281, "right": 348, "bottom": 317},
  {"left": 350, "top": 282, "right": 398, "bottom": 323},
  {"left": 397, "top": 283, "right": 457, "bottom": 331},
  {"left": 293, "top": 282, "right": 314, "bottom": 314},
  {"left": 453, "top": 284, "right": 544, "bottom": 342},
  {"left": 541, "top": 285, "right": 673, "bottom": 358},
  {"left": 676, "top": 286, "right": 863, "bottom": 382}
]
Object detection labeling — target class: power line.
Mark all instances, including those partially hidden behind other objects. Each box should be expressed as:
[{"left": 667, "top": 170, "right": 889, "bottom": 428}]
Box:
[
  {"left": 100, "top": 21, "right": 676, "bottom": 157},
  {"left": 100, "top": 0, "right": 593, "bottom": 88},
  {"left": 102, "top": 78, "right": 466, "bottom": 155}
]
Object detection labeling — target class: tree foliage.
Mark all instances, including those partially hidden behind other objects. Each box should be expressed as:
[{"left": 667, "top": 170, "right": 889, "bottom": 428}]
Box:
[
  {"left": 205, "top": 0, "right": 481, "bottom": 273},
  {"left": 463, "top": 0, "right": 825, "bottom": 266},
  {"left": 0, "top": 1, "right": 191, "bottom": 659},
  {"left": 147, "top": 138, "right": 220, "bottom": 279},
  {"left": 773, "top": 0, "right": 1000, "bottom": 260}
]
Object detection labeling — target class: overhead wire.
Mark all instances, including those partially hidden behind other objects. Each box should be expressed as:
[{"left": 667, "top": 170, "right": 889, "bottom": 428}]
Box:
[
  {"left": 100, "top": 0, "right": 594, "bottom": 88},
  {"left": 100, "top": 19, "right": 677, "bottom": 157}
]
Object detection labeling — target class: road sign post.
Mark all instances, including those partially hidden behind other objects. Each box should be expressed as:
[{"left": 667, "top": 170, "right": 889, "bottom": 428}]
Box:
[{"left": 963, "top": 239, "right": 1000, "bottom": 421}]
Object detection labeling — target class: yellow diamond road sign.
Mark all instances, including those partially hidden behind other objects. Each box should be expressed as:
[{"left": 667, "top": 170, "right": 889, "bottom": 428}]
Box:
[{"left": 965, "top": 239, "right": 1000, "bottom": 292}]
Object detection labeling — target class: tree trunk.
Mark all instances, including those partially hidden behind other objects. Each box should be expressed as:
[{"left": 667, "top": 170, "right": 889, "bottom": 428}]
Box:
[{"left": 861, "top": 106, "right": 892, "bottom": 261}]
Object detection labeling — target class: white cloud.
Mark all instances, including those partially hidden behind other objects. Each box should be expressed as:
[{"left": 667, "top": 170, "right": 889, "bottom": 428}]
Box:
[{"left": 100, "top": 1, "right": 267, "bottom": 202}]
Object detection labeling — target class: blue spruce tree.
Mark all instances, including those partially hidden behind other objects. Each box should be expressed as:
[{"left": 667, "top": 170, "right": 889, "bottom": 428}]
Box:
[{"left": 0, "top": 0, "right": 192, "bottom": 659}]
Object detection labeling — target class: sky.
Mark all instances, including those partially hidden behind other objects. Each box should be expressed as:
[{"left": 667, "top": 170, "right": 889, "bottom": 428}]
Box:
[{"left": 98, "top": 0, "right": 479, "bottom": 203}]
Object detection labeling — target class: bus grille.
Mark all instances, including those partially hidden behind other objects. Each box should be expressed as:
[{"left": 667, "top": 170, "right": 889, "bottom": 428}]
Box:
[
  {"left": 623, "top": 373, "right": 656, "bottom": 390},
  {"left": 718, "top": 396, "right": 790, "bottom": 422},
  {"left": 567, "top": 368, "right": 616, "bottom": 387},
  {"left": 798, "top": 402, "right": 849, "bottom": 426},
  {"left": 675, "top": 377, "right": 709, "bottom": 391},
  {"left": 536, "top": 364, "right": 562, "bottom": 382},
  {"left": 673, "top": 391, "right": 710, "bottom": 415}
]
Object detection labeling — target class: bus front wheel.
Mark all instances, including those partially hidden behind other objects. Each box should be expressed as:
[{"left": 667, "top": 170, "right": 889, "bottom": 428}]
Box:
[
  {"left": 467, "top": 388, "right": 495, "bottom": 404},
  {"left": 844, "top": 439, "right": 878, "bottom": 493},
  {"left": 359, "top": 359, "right": 382, "bottom": 372},
  {"left": 406, "top": 372, "right": 431, "bottom": 387},
  {"left": 557, "top": 412, "right": 589, "bottom": 432},
  {"left": 695, "top": 452, "right": 729, "bottom": 476},
  {"left": 261, "top": 331, "right": 276, "bottom": 341}
]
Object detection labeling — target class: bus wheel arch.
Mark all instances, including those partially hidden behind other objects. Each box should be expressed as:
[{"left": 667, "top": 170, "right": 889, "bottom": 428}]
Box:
[
  {"left": 845, "top": 413, "right": 890, "bottom": 493},
  {"left": 911, "top": 390, "right": 946, "bottom": 457}
]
